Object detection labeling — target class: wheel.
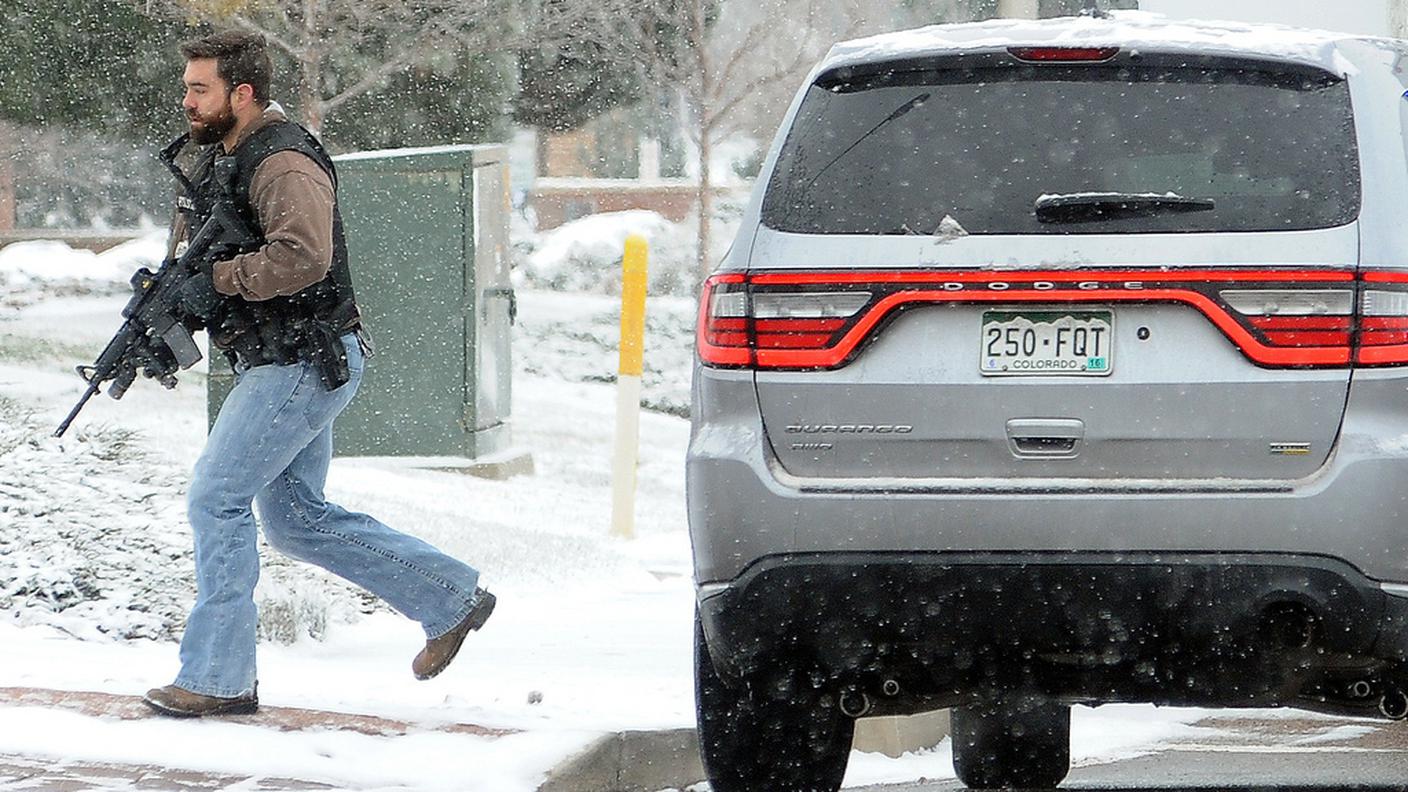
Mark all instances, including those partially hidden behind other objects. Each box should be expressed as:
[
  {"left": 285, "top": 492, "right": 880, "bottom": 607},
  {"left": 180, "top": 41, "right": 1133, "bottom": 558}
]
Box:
[
  {"left": 951, "top": 697, "right": 1071, "bottom": 790},
  {"left": 694, "top": 611, "right": 855, "bottom": 792}
]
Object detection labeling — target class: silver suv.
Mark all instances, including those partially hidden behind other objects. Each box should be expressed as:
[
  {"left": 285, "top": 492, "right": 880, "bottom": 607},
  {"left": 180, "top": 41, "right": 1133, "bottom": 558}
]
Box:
[{"left": 688, "top": 14, "right": 1408, "bottom": 792}]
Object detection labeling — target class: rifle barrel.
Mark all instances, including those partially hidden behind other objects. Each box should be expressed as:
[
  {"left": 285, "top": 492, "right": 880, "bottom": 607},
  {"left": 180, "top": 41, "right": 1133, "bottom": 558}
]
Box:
[{"left": 54, "top": 380, "right": 100, "bottom": 438}]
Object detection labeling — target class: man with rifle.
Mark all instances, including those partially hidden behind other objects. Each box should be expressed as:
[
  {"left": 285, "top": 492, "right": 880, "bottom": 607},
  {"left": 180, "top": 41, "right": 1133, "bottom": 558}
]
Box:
[{"left": 65, "top": 30, "right": 495, "bottom": 717}]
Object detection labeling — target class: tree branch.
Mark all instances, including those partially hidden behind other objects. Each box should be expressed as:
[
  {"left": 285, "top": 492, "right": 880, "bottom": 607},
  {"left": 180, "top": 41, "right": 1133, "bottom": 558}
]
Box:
[
  {"left": 225, "top": 13, "right": 302, "bottom": 59},
  {"left": 320, "top": 53, "right": 413, "bottom": 113}
]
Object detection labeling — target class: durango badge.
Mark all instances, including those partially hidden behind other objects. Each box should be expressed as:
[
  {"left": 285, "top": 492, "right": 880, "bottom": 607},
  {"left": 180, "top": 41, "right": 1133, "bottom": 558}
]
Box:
[{"left": 785, "top": 424, "right": 914, "bottom": 434}]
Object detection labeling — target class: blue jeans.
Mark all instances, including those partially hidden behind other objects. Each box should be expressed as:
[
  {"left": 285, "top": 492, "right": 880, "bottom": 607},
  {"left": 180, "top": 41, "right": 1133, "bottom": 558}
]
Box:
[{"left": 176, "top": 333, "right": 481, "bottom": 698}]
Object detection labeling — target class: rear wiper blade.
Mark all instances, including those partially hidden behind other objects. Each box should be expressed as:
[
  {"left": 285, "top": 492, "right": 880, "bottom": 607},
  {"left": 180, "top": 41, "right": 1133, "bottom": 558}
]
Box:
[
  {"left": 798, "top": 92, "right": 931, "bottom": 194},
  {"left": 1034, "top": 192, "right": 1216, "bottom": 223}
]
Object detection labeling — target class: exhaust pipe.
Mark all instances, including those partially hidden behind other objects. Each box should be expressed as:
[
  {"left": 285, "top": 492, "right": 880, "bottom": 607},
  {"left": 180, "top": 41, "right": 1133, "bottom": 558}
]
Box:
[
  {"left": 839, "top": 688, "right": 872, "bottom": 718},
  {"left": 1380, "top": 688, "right": 1408, "bottom": 720},
  {"left": 1348, "top": 680, "right": 1374, "bottom": 700}
]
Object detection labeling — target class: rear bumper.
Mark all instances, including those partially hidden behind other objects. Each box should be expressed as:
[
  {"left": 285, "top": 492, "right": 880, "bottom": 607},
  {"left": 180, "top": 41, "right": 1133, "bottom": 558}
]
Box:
[
  {"left": 687, "top": 369, "right": 1408, "bottom": 586},
  {"left": 687, "top": 358, "right": 1408, "bottom": 712},
  {"left": 697, "top": 552, "right": 1408, "bottom": 712}
]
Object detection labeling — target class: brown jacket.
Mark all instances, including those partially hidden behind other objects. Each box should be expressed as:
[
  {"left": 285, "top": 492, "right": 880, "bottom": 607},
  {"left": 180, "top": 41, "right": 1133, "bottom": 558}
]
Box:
[{"left": 172, "top": 107, "right": 336, "bottom": 302}]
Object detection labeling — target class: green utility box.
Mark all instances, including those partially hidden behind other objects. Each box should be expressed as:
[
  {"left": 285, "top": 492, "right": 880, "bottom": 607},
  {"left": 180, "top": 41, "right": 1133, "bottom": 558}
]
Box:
[{"left": 207, "top": 144, "right": 519, "bottom": 462}]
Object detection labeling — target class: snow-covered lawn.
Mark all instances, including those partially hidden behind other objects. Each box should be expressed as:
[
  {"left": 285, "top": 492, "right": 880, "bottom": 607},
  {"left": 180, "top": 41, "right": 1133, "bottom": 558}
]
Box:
[{"left": 0, "top": 235, "right": 1227, "bottom": 790}]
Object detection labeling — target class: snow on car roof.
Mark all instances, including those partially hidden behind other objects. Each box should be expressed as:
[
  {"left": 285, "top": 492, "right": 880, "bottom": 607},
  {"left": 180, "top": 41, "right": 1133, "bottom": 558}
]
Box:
[{"left": 823, "top": 11, "right": 1385, "bottom": 75}]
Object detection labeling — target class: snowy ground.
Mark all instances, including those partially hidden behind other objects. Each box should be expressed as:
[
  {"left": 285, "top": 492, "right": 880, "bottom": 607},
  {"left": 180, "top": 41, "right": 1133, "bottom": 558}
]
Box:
[{"left": 1, "top": 234, "right": 1236, "bottom": 790}]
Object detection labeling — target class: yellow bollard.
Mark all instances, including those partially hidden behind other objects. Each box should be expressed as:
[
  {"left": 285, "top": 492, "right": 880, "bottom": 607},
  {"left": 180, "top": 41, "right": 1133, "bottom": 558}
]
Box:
[
  {"left": 611, "top": 235, "right": 649, "bottom": 539},
  {"left": 618, "top": 236, "right": 649, "bottom": 379}
]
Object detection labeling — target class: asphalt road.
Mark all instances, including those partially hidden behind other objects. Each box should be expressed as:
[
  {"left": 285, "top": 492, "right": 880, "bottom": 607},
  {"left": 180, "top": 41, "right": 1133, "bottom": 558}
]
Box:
[{"left": 854, "top": 712, "right": 1408, "bottom": 791}]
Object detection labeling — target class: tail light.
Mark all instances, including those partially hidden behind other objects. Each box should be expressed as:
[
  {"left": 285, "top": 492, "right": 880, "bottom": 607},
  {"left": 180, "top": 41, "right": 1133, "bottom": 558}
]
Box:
[
  {"left": 698, "top": 275, "right": 874, "bottom": 367},
  {"left": 1008, "top": 46, "right": 1120, "bottom": 63},
  {"left": 1359, "top": 273, "right": 1408, "bottom": 364},
  {"left": 698, "top": 274, "right": 750, "bottom": 366},
  {"left": 753, "top": 292, "right": 871, "bottom": 349},
  {"left": 1219, "top": 289, "right": 1354, "bottom": 354},
  {"left": 698, "top": 268, "right": 1408, "bottom": 371}
]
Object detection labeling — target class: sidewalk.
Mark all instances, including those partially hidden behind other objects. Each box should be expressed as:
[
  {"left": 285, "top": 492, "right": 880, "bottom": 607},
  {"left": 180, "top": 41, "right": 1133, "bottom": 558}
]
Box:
[
  {"left": 0, "top": 687, "right": 518, "bottom": 738},
  {"left": 0, "top": 752, "right": 336, "bottom": 790},
  {"left": 0, "top": 686, "right": 960, "bottom": 792},
  {"left": 0, "top": 687, "right": 519, "bottom": 791},
  {"left": 0, "top": 584, "right": 701, "bottom": 792}
]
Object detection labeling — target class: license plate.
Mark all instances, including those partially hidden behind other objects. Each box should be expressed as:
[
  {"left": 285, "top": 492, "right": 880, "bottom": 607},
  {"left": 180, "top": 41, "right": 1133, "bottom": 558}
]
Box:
[{"left": 980, "top": 310, "right": 1113, "bottom": 376}]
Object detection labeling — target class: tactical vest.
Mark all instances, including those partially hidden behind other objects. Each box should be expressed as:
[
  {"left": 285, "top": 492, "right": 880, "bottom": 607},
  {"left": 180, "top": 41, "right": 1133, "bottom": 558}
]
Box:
[{"left": 162, "top": 120, "right": 359, "bottom": 379}]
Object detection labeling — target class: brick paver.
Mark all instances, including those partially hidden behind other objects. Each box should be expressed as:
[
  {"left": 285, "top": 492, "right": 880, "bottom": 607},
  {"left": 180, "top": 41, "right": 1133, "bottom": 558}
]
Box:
[
  {"left": 0, "top": 753, "right": 337, "bottom": 790},
  {"left": 0, "top": 687, "right": 518, "bottom": 790}
]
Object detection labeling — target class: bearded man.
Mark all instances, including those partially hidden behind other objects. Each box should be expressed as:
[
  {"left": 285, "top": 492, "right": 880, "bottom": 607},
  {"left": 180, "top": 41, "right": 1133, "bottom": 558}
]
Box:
[{"left": 143, "top": 31, "right": 495, "bottom": 718}]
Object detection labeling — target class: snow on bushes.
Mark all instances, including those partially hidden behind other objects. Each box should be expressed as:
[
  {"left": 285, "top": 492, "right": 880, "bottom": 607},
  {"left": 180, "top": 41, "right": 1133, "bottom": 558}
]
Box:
[{"left": 517, "top": 210, "right": 699, "bottom": 296}]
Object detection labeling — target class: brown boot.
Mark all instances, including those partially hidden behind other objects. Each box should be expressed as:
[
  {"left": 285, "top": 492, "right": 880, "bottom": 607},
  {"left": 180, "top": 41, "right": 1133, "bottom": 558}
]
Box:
[
  {"left": 413, "top": 589, "right": 496, "bottom": 680},
  {"left": 142, "top": 684, "right": 258, "bottom": 718}
]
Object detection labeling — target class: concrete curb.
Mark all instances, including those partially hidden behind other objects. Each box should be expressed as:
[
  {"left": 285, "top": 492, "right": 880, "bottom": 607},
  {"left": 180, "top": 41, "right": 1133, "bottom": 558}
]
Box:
[
  {"left": 539, "top": 728, "right": 704, "bottom": 792},
  {"left": 854, "top": 710, "right": 951, "bottom": 758}
]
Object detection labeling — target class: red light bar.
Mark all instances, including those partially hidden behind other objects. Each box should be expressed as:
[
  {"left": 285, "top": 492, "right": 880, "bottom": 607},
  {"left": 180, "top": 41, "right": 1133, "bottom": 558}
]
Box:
[
  {"left": 1247, "top": 316, "right": 1352, "bottom": 349},
  {"left": 696, "top": 268, "right": 1366, "bottom": 371},
  {"left": 1008, "top": 46, "right": 1120, "bottom": 63}
]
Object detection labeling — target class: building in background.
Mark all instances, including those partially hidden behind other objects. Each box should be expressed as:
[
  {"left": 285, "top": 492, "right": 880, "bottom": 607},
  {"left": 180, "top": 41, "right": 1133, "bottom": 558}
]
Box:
[{"left": 528, "top": 100, "right": 702, "bottom": 231}]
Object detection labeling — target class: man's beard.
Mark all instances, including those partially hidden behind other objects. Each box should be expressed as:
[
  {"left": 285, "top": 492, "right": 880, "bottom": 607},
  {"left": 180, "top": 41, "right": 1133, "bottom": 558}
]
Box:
[{"left": 188, "top": 103, "right": 236, "bottom": 145}]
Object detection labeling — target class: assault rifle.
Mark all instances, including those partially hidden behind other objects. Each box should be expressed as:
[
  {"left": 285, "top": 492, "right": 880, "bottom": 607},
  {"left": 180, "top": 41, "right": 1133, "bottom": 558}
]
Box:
[{"left": 54, "top": 204, "right": 257, "bottom": 437}]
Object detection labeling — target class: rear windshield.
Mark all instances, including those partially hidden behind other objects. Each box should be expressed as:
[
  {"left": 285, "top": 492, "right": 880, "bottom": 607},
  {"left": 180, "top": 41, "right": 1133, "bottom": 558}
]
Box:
[{"left": 761, "top": 59, "right": 1361, "bottom": 235}]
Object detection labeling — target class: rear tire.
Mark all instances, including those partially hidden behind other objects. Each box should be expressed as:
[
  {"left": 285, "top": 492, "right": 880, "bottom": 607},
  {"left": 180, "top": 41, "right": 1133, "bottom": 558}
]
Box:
[
  {"left": 695, "top": 612, "right": 855, "bottom": 792},
  {"left": 951, "top": 697, "right": 1071, "bottom": 790}
]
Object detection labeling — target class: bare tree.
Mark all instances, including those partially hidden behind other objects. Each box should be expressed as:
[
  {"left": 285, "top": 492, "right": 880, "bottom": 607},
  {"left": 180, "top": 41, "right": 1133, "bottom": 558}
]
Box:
[
  {"left": 134, "top": 0, "right": 586, "bottom": 136},
  {"left": 0, "top": 124, "right": 16, "bottom": 231},
  {"left": 596, "top": 0, "right": 886, "bottom": 276}
]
